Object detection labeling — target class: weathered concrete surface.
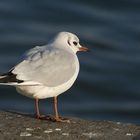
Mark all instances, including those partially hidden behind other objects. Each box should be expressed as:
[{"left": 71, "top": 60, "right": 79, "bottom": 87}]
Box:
[{"left": 0, "top": 111, "right": 140, "bottom": 140}]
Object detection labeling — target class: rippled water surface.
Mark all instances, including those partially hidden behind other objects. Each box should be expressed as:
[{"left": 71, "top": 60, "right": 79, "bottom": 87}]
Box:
[{"left": 0, "top": 0, "right": 140, "bottom": 124}]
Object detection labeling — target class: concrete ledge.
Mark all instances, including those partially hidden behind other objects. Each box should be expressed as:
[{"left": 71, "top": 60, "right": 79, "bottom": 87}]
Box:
[{"left": 0, "top": 111, "right": 140, "bottom": 140}]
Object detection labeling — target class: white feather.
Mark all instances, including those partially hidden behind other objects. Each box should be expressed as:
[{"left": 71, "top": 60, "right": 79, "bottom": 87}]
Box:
[
  {"left": 0, "top": 32, "right": 81, "bottom": 99},
  {"left": 0, "top": 75, "right": 7, "bottom": 79},
  {"left": 0, "top": 81, "right": 42, "bottom": 86}
]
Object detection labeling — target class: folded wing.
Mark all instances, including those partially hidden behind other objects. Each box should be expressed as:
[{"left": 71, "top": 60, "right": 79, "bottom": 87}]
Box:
[{"left": 11, "top": 46, "right": 77, "bottom": 87}]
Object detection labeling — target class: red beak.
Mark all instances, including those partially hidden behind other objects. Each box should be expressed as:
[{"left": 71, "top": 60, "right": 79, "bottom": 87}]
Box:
[{"left": 79, "top": 46, "right": 89, "bottom": 52}]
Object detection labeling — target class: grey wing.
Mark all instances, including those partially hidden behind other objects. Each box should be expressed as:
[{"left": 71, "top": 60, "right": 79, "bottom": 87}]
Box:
[{"left": 12, "top": 47, "right": 77, "bottom": 87}]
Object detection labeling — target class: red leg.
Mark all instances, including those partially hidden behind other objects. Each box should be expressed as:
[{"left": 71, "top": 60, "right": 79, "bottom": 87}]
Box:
[
  {"left": 53, "top": 96, "right": 70, "bottom": 123},
  {"left": 54, "top": 96, "right": 59, "bottom": 119},
  {"left": 36, "top": 97, "right": 40, "bottom": 119},
  {"left": 35, "top": 97, "right": 46, "bottom": 120}
]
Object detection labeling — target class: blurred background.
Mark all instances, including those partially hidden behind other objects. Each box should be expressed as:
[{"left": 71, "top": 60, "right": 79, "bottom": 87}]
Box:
[{"left": 0, "top": 0, "right": 140, "bottom": 124}]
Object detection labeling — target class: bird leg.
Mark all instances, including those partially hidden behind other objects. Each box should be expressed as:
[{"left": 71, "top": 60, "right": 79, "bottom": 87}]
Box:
[
  {"left": 35, "top": 97, "right": 69, "bottom": 122},
  {"left": 52, "top": 96, "right": 70, "bottom": 123},
  {"left": 35, "top": 97, "right": 45, "bottom": 119},
  {"left": 43, "top": 96, "right": 69, "bottom": 122}
]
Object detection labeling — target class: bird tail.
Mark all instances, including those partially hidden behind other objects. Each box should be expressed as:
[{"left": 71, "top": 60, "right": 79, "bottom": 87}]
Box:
[
  {"left": 0, "top": 71, "right": 42, "bottom": 86},
  {"left": 0, "top": 71, "right": 23, "bottom": 86}
]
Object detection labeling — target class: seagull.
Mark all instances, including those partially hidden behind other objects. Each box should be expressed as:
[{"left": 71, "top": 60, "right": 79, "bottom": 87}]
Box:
[{"left": 0, "top": 32, "right": 89, "bottom": 122}]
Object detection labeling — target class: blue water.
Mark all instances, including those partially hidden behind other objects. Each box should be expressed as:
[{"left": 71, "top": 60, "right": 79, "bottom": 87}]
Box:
[{"left": 0, "top": 0, "right": 140, "bottom": 124}]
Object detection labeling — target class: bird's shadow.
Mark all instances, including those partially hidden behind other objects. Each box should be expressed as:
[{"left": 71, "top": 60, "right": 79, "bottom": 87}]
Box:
[{"left": 3, "top": 109, "right": 36, "bottom": 119}]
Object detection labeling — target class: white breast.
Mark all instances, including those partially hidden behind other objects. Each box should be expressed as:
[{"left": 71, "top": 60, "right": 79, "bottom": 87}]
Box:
[{"left": 16, "top": 56, "right": 80, "bottom": 99}]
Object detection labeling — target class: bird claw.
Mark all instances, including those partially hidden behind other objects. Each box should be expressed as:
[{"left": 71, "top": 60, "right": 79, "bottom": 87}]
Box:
[
  {"left": 35, "top": 114, "right": 70, "bottom": 123},
  {"left": 54, "top": 118, "right": 70, "bottom": 123},
  {"left": 36, "top": 115, "right": 46, "bottom": 120},
  {"left": 45, "top": 115, "right": 70, "bottom": 123}
]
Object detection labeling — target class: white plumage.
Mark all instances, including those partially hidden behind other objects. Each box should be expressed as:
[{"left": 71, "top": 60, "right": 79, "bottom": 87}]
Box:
[
  {"left": 0, "top": 32, "right": 89, "bottom": 122},
  {"left": 0, "top": 32, "right": 87, "bottom": 99}
]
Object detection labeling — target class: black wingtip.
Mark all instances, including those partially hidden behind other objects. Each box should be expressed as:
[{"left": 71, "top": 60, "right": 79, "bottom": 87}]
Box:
[{"left": 0, "top": 71, "right": 24, "bottom": 83}]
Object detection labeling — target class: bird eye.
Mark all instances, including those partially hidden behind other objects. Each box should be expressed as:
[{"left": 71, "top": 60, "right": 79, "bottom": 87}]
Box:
[{"left": 73, "top": 41, "right": 78, "bottom": 46}]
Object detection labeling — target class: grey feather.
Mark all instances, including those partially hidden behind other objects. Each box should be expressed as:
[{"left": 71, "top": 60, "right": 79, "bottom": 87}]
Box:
[{"left": 12, "top": 46, "right": 77, "bottom": 87}]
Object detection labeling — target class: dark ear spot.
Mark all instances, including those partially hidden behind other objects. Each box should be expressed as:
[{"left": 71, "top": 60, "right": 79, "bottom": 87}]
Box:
[{"left": 67, "top": 40, "right": 71, "bottom": 46}]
